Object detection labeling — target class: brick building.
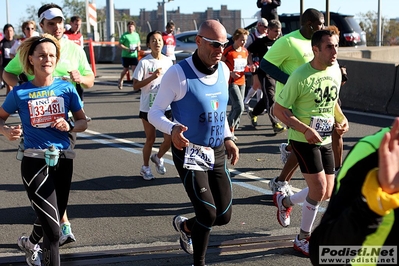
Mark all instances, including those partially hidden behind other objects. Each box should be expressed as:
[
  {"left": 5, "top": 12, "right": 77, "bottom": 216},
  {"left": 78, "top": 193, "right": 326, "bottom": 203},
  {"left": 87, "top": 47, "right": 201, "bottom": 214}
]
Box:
[{"left": 138, "top": 4, "right": 241, "bottom": 35}]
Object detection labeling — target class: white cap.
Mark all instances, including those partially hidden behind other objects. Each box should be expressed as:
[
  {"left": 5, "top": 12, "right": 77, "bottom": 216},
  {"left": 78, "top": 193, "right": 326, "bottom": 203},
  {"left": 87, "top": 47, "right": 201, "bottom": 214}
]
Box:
[{"left": 39, "top": 8, "right": 65, "bottom": 22}]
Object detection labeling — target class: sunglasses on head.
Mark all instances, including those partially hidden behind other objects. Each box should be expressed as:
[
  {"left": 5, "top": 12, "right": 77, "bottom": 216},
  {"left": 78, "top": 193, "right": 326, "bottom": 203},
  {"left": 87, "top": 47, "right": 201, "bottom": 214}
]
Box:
[
  {"left": 25, "top": 27, "right": 35, "bottom": 30},
  {"left": 198, "top": 35, "right": 229, "bottom": 49}
]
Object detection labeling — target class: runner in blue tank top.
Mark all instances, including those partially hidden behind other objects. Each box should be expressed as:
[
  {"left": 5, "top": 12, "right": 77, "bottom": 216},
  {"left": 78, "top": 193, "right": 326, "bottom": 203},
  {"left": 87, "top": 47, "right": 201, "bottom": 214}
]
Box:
[{"left": 149, "top": 20, "right": 239, "bottom": 266}]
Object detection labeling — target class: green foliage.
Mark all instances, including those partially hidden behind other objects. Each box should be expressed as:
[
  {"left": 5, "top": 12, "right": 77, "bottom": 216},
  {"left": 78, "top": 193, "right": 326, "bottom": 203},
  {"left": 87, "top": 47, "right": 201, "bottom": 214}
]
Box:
[
  {"left": 61, "top": 0, "right": 86, "bottom": 21},
  {"left": 357, "top": 11, "right": 399, "bottom": 46}
]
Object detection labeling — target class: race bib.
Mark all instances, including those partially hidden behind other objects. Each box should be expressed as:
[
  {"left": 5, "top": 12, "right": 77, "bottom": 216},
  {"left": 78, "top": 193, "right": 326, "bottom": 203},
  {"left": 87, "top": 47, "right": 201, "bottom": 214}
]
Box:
[
  {"left": 183, "top": 143, "right": 215, "bottom": 171},
  {"left": 149, "top": 92, "right": 157, "bottom": 108},
  {"left": 310, "top": 116, "right": 334, "bottom": 137},
  {"left": 233, "top": 58, "right": 247, "bottom": 72},
  {"left": 28, "top": 96, "right": 65, "bottom": 128}
]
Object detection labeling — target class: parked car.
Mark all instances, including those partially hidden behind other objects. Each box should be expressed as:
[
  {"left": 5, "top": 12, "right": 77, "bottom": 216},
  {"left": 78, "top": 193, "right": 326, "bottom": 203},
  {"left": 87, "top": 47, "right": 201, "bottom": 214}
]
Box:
[
  {"left": 245, "top": 12, "right": 367, "bottom": 47},
  {"left": 174, "top": 30, "right": 233, "bottom": 54}
]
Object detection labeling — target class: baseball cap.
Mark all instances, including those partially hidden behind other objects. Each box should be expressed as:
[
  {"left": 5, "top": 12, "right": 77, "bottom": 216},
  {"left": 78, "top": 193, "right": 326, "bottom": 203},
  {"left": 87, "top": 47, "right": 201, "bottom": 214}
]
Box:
[
  {"left": 39, "top": 8, "right": 65, "bottom": 22},
  {"left": 258, "top": 18, "right": 268, "bottom": 27}
]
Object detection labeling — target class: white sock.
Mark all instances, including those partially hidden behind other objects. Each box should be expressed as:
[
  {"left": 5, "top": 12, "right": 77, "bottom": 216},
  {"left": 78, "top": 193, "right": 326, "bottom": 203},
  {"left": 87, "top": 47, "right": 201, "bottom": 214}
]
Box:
[
  {"left": 256, "top": 89, "right": 263, "bottom": 102},
  {"left": 244, "top": 87, "right": 257, "bottom": 104},
  {"left": 300, "top": 197, "right": 320, "bottom": 233},
  {"left": 289, "top": 187, "right": 309, "bottom": 205}
]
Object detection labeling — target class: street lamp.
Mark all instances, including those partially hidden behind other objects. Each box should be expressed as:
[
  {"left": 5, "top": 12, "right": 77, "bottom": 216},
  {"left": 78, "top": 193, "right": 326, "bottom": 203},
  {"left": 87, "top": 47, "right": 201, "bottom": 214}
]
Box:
[{"left": 163, "top": 0, "right": 173, "bottom": 28}]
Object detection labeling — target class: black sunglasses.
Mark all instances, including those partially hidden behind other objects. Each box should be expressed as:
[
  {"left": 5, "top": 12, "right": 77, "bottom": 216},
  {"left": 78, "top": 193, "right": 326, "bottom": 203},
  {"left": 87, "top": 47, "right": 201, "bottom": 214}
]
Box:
[{"left": 198, "top": 35, "right": 229, "bottom": 49}]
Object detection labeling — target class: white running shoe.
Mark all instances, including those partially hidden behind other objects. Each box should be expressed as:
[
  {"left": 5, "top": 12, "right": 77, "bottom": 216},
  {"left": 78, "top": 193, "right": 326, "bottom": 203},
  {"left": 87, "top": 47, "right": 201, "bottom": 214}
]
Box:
[
  {"left": 59, "top": 222, "right": 76, "bottom": 246},
  {"left": 172, "top": 215, "right": 193, "bottom": 255},
  {"left": 279, "top": 143, "right": 291, "bottom": 165},
  {"left": 18, "top": 236, "right": 42, "bottom": 266},
  {"left": 293, "top": 235, "right": 310, "bottom": 256},
  {"left": 269, "top": 176, "right": 294, "bottom": 196},
  {"left": 273, "top": 192, "right": 292, "bottom": 227},
  {"left": 150, "top": 154, "right": 166, "bottom": 175},
  {"left": 140, "top": 166, "right": 155, "bottom": 180}
]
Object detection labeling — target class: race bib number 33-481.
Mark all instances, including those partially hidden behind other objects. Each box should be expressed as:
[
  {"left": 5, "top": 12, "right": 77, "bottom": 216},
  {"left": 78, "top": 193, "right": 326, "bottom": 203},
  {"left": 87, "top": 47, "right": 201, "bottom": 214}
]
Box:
[{"left": 28, "top": 96, "right": 65, "bottom": 128}]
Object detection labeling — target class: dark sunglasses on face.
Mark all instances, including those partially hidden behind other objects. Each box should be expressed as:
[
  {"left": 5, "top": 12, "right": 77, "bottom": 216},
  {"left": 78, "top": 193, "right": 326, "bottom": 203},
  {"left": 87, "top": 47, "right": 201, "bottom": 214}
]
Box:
[
  {"left": 25, "top": 27, "right": 35, "bottom": 30},
  {"left": 198, "top": 35, "right": 229, "bottom": 49}
]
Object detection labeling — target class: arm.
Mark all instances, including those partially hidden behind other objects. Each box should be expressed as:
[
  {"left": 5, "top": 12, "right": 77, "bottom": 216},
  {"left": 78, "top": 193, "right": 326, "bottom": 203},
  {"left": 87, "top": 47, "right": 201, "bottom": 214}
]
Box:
[
  {"left": 67, "top": 70, "right": 94, "bottom": 89},
  {"left": 334, "top": 102, "right": 349, "bottom": 136},
  {"left": 132, "top": 68, "right": 162, "bottom": 91},
  {"left": 0, "top": 107, "right": 22, "bottom": 141},
  {"left": 260, "top": 58, "right": 289, "bottom": 84},
  {"left": 274, "top": 102, "right": 322, "bottom": 144}
]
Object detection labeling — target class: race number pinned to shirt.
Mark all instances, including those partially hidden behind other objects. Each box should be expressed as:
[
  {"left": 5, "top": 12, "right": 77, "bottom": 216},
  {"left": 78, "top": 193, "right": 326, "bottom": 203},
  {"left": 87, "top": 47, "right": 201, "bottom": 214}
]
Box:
[
  {"left": 233, "top": 58, "right": 247, "bottom": 72},
  {"left": 310, "top": 116, "right": 334, "bottom": 137},
  {"left": 183, "top": 143, "right": 215, "bottom": 171},
  {"left": 28, "top": 96, "right": 65, "bottom": 128}
]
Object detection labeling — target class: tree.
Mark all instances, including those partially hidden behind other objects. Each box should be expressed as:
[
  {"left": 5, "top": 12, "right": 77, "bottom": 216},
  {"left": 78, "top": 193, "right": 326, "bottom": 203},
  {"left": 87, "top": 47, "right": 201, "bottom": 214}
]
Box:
[{"left": 357, "top": 11, "right": 399, "bottom": 46}]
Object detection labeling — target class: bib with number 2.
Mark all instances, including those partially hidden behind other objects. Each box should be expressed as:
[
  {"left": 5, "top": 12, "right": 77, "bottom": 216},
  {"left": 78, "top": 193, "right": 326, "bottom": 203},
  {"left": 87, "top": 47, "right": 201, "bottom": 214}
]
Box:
[{"left": 183, "top": 143, "right": 215, "bottom": 171}]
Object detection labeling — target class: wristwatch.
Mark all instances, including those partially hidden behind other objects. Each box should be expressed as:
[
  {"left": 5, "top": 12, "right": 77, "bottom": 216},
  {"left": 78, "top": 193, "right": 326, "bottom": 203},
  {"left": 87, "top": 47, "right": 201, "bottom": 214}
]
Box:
[{"left": 67, "top": 120, "right": 75, "bottom": 132}]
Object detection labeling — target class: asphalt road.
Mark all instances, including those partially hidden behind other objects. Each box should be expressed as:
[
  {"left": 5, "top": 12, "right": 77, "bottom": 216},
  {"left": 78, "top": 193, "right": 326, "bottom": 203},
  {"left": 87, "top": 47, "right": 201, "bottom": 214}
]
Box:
[{"left": 0, "top": 64, "right": 395, "bottom": 266}]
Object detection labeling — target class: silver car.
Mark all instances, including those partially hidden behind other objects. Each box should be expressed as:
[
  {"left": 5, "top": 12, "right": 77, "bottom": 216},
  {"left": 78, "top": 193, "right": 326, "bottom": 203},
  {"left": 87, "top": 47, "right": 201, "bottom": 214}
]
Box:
[{"left": 175, "top": 30, "right": 199, "bottom": 54}]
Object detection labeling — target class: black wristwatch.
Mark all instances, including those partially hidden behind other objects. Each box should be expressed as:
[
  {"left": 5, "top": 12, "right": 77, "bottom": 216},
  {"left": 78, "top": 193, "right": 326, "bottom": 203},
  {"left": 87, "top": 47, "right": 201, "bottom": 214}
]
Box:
[{"left": 67, "top": 120, "right": 75, "bottom": 132}]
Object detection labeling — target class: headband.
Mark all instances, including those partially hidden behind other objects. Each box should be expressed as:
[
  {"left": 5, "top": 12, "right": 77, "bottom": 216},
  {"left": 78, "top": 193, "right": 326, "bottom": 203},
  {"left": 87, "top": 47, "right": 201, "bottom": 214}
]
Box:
[{"left": 28, "top": 38, "right": 57, "bottom": 55}]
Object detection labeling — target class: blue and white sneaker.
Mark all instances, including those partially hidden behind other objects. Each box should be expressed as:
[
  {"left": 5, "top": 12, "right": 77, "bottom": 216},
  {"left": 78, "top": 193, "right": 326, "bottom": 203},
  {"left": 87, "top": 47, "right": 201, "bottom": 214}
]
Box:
[{"left": 172, "top": 215, "right": 193, "bottom": 254}]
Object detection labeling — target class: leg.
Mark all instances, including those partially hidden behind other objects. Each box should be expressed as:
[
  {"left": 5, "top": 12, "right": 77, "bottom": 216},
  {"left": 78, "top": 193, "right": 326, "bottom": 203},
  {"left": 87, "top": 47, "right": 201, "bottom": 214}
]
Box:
[
  {"left": 332, "top": 127, "right": 343, "bottom": 171},
  {"left": 141, "top": 118, "right": 156, "bottom": 166},
  {"left": 227, "top": 83, "right": 245, "bottom": 131}
]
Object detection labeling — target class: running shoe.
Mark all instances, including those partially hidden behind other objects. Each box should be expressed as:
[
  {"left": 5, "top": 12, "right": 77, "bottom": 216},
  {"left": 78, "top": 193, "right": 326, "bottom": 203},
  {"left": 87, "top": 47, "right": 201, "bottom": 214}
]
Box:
[
  {"left": 172, "top": 215, "right": 193, "bottom": 255},
  {"left": 293, "top": 235, "right": 310, "bottom": 256},
  {"left": 279, "top": 143, "right": 291, "bottom": 165},
  {"left": 151, "top": 154, "right": 166, "bottom": 175},
  {"left": 140, "top": 166, "right": 155, "bottom": 180},
  {"left": 273, "top": 123, "right": 287, "bottom": 134},
  {"left": 269, "top": 176, "right": 294, "bottom": 196},
  {"left": 273, "top": 192, "right": 292, "bottom": 227},
  {"left": 248, "top": 111, "right": 258, "bottom": 127},
  {"left": 18, "top": 236, "right": 42, "bottom": 266},
  {"left": 59, "top": 222, "right": 76, "bottom": 247}
]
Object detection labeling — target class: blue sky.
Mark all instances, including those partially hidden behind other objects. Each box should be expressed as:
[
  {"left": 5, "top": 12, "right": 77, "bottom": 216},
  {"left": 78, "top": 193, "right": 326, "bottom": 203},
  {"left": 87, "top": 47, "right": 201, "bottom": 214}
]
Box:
[{"left": 2, "top": 0, "right": 399, "bottom": 32}]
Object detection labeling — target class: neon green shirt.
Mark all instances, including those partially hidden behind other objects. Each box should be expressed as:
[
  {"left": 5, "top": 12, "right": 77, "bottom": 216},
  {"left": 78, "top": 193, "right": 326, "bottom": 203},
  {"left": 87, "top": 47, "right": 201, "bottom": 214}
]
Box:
[
  {"left": 5, "top": 38, "right": 93, "bottom": 85},
  {"left": 120, "top": 31, "right": 140, "bottom": 58},
  {"left": 276, "top": 62, "right": 342, "bottom": 145},
  {"left": 263, "top": 29, "right": 314, "bottom": 96}
]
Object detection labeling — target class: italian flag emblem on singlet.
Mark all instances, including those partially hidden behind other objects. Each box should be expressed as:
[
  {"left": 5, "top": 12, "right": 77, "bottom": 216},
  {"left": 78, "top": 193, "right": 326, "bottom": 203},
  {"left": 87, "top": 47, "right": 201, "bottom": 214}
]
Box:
[{"left": 210, "top": 100, "right": 219, "bottom": 111}]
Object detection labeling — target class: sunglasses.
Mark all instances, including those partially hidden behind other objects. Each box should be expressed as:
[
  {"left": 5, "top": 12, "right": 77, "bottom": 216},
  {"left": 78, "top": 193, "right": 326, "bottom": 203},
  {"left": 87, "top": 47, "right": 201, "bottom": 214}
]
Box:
[
  {"left": 25, "top": 27, "right": 35, "bottom": 31},
  {"left": 198, "top": 35, "right": 229, "bottom": 49}
]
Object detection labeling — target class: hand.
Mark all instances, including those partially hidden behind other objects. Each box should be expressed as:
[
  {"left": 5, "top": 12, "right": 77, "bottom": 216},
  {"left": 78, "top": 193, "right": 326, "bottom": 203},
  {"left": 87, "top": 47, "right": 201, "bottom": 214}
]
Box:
[
  {"left": 67, "top": 70, "right": 82, "bottom": 84},
  {"left": 335, "top": 119, "right": 349, "bottom": 136},
  {"left": 378, "top": 117, "right": 399, "bottom": 194},
  {"left": 304, "top": 127, "right": 323, "bottom": 144},
  {"left": 171, "top": 124, "right": 189, "bottom": 150},
  {"left": 51, "top": 118, "right": 71, "bottom": 132},
  {"left": 225, "top": 140, "right": 239, "bottom": 165},
  {"left": 5, "top": 124, "right": 22, "bottom": 141}
]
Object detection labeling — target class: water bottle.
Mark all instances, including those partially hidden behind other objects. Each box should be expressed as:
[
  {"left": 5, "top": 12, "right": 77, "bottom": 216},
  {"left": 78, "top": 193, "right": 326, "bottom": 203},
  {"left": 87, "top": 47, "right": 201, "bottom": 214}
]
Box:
[
  {"left": 44, "top": 145, "right": 59, "bottom": 167},
  {"left": 16, "top": 137, "right": 24, "bottom": 161}
]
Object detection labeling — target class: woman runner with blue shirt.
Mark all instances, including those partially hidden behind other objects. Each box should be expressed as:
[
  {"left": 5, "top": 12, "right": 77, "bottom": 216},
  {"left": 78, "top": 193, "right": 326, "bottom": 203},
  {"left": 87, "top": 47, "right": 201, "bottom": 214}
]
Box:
[{"left": 0, "top": 34, "right": 87, "bottom": 266}]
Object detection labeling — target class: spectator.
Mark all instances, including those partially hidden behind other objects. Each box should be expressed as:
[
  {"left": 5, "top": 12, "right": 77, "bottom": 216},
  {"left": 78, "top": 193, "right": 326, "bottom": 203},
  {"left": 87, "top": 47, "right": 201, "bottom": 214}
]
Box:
[{"left": 257, "top": 0, "right": 281, "bottom": 23}]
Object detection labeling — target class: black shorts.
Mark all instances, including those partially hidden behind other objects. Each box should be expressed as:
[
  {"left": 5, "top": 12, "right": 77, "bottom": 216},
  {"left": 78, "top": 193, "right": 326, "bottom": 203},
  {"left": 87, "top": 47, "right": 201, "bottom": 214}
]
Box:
[
  {"left": 290, "top": 140, "right": 334, "bottom": 175},
  {"left": 122, "top": 57, "right": 139, "bottom": 68},
  {"left": 139, "top": 110, "right": 172, "bottom": 122}
]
